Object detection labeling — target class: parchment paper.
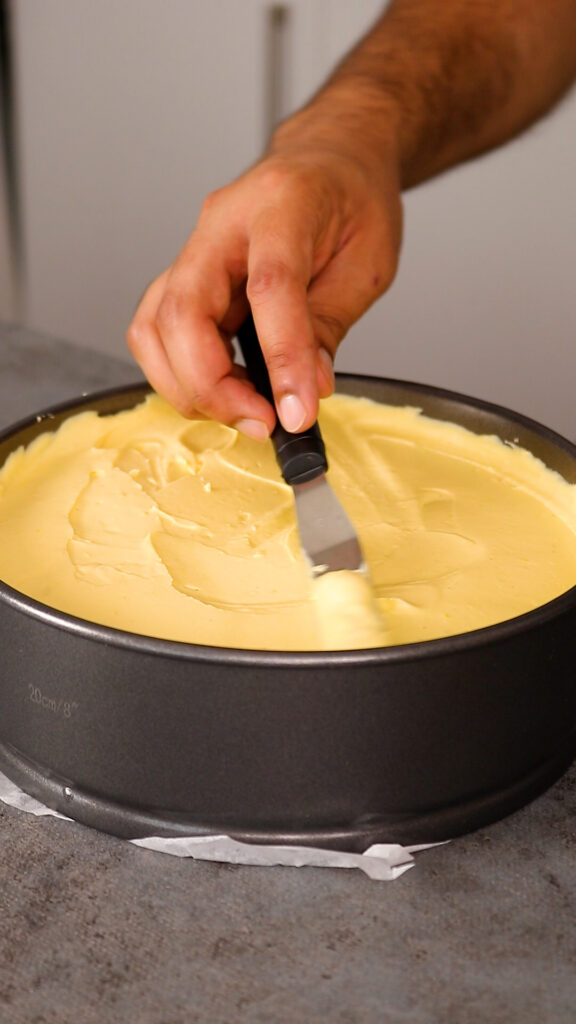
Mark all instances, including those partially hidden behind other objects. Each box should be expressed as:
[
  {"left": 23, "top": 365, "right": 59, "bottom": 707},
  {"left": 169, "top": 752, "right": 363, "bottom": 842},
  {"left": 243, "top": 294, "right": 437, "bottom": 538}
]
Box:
[{"left": 0, "top": 770, "right": 445, "bottom": 881}]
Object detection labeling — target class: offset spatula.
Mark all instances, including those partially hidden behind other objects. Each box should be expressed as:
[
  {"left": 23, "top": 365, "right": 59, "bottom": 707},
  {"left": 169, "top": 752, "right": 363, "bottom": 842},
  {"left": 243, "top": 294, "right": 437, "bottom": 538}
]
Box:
[{"left": 237, "top": 315, "right": 365, "bottom": 576}]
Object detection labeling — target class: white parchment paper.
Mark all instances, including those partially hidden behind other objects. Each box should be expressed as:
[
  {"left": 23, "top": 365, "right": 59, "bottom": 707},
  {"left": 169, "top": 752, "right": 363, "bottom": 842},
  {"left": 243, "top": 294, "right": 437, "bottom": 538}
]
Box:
[{"left": 0, "top": 770, "right": 445, "bottom": 881}]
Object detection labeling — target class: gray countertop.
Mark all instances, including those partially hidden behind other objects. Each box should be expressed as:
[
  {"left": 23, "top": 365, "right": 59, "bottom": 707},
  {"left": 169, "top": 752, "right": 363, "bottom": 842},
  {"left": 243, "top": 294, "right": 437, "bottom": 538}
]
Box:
[{"left": 1, "top": 322, "right": 575, "bottom": 1024}]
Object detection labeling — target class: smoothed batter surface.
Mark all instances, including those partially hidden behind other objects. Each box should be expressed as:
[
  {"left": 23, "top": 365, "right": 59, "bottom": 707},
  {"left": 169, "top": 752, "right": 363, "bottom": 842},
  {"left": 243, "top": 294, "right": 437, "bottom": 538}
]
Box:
[{"left": 0, "top": 393, "right": 575, "bottom": 650}]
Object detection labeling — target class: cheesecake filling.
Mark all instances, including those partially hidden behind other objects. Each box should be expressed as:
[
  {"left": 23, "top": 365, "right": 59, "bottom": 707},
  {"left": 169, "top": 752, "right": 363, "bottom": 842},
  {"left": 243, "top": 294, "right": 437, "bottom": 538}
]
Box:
[{"left": 0, "top": 392, "right": 575, "bottom": 651}]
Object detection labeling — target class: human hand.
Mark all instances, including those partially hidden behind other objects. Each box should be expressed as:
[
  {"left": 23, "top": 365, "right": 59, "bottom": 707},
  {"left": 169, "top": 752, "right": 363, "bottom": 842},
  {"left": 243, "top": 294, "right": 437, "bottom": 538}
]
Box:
[{"left": 127, "top": 128, "right": 403, "bottom": 439}]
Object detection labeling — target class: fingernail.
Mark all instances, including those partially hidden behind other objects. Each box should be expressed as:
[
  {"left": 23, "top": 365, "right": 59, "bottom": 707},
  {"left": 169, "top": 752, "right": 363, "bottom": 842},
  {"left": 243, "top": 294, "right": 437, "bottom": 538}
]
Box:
[
  {"left": 318, "top": 347, "right": 335, "bottom": 390},
  {"left": 234, "top": 418, "right": 270, "bottom": 442},
  {"left": 278, "top": 393, "right": 306, "bottom": 433}
]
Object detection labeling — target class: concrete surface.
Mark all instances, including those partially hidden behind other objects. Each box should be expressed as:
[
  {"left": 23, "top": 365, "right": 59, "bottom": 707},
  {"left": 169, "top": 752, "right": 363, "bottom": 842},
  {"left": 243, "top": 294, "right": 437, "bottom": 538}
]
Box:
[{"left": 0, "top": 322, "right": 575, "bottom": 1024}]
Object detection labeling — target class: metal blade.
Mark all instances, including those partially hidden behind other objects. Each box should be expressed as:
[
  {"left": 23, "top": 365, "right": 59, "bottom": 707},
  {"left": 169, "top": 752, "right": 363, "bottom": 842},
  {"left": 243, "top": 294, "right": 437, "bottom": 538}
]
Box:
[{"left": 292, "top": 474, "right": 364, "bottom": 575}]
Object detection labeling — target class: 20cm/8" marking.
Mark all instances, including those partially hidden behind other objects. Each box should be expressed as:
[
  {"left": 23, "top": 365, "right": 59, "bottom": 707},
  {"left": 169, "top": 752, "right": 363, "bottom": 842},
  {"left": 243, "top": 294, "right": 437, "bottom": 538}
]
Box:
[{"left": 28, "top": 685, "right": 78, "bottom": 719}]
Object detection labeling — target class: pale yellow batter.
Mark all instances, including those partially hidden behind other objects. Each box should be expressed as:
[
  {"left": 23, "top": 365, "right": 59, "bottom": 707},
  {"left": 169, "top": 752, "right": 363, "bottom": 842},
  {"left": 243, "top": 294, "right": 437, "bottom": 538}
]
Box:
[{"left": 0, "top": 392, "right": 575, "bottom": 651}]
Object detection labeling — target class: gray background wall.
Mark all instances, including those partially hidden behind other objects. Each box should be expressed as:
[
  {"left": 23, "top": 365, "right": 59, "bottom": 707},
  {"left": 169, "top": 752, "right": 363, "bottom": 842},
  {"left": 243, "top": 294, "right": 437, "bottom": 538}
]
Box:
[{"left": 5, "top": 0, "right": 576, "bottom": 439}]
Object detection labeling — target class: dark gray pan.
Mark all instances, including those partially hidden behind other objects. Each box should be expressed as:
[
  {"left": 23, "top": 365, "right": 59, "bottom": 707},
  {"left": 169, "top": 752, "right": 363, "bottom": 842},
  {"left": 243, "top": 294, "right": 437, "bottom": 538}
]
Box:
[{"left": 0, "top": 376, "right": 575, "bottom": 850}]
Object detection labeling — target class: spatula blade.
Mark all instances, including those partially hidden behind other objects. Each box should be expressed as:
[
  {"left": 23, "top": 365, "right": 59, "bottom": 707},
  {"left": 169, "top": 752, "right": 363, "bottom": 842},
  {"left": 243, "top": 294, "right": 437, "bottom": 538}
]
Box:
[{"left": 292, "top": 474, "right": 364, "bottom": 575}]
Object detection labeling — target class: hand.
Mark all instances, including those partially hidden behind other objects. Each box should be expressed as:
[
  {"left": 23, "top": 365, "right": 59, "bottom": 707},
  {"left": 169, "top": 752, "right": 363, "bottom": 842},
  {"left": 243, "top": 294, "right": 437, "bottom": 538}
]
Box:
[{"left": 127, "top": 138, "right": 403, "bottom": 439}]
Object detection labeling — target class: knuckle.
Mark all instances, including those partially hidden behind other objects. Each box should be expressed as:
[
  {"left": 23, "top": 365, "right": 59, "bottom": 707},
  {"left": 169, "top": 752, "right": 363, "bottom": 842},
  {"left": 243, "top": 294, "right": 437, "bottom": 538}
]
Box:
[
  {"left": 180, "top": 395, "right": 208, "bottom": 419},
  {"left": 167, "top": 393, "right": 198, "bottom": 419},
  {"left": 254, "top": 159, "right": 291, "bottom": 192},
  {"left": 256, "top": 160, "right": 315, "bottom": 199},
  {"left": 247, "top": 260, "right": 292, "bottom": 302},
  {"left": 156, "top": 290, "right": 188, "bottom": 332},
  {"left": 255, "top": 163, "right": 294, "bottom": 197},
  {"left": 264, "top": 346, "right": 293, "bottom": 376},
  {"left": 178, "top": 383, "right": 212, "bottom": 417},
  {"left": 126, "top": 319, "right": 146, "bottom": 355},
  {"left": 180, "top": 369, "right": 232, "bottom": 416},
  {"left": 198, "top": 186, "right": 228, "bottom": 220},
  {"left": 314, "top": 309, "right": 350, "bottom": 347}
]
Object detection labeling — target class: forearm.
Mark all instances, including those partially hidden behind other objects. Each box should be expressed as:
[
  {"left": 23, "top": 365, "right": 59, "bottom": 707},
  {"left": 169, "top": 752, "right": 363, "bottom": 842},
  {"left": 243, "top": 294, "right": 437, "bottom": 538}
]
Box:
[{"left": 271, "top": 0, "right": 576, "bottom": 188}]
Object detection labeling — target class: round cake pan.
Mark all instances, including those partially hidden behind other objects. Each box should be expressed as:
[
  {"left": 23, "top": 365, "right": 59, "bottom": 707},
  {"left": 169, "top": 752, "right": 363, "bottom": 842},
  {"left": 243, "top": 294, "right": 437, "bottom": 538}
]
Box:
[{"left": 0, "top": 376, "right": 575, "bottom": 851}]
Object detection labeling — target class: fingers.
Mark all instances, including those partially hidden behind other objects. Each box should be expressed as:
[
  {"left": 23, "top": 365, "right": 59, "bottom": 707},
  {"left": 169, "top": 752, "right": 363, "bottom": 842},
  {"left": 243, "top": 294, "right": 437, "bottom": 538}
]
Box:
[
  {"left": 127, "top": 270, "right": 194, "bottom": 414},
  {"left": 246, "top": 204, "right": 320, "bottom": 432},
  {"left": 127, "top": 224, "right": 277, "bottom": 438}
]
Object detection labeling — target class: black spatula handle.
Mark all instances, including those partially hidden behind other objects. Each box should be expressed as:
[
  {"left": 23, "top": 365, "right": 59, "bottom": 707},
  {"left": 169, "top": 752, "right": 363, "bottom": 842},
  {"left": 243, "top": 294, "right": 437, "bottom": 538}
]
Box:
[{"left": 237, "top": 314, "right": 328, "bottom": 485}]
